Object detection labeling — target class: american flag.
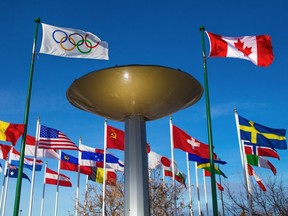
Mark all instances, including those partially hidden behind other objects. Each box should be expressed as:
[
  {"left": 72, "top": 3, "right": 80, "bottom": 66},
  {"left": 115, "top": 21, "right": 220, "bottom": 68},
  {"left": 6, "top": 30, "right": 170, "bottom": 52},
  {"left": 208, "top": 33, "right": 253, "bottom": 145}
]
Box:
[{"left": 38, "top": 125, "right": 78, "bottom": 150}]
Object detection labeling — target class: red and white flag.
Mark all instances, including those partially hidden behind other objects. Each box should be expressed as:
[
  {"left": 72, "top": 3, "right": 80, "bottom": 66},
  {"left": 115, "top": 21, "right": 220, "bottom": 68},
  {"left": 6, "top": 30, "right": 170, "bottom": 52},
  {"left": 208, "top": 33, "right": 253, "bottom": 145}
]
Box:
[
  {"left": 247, "top": 164, "right": 267, "bottom": 191},
  {"left": 206, "top": 31, "right": 274, "bottom": 67},
  {"left": 172, "top": 125, "right": 211, "bottom": 158},
  {"left": 45, "top": 167, "right": 72, "bottom": 187},
  {"left": 0, "top": 144, "right": 12, "bottom": 160},
  {"left": 25, "top": 135, "right": 60, "bottom": 159}
]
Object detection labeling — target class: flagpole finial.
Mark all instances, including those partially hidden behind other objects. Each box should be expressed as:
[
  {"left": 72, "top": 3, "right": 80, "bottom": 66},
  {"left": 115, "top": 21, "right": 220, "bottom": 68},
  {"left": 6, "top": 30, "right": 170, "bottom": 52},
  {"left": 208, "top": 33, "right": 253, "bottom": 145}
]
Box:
[
  {"left": 199, "top": 26, "right": 205, "bottom": 31},
  {"left": 234, "top": 107, "right": 237, "bottom": 113},
  {"left": 35, "top": 18, "right": 41, "bottom": 23}
]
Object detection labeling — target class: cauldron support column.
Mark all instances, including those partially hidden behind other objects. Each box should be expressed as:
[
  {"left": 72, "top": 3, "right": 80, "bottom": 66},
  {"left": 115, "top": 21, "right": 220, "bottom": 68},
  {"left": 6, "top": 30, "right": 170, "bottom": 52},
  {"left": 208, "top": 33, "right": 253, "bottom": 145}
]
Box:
[{"left": 124, "top": 115, "right": 150, "bottom": 216}]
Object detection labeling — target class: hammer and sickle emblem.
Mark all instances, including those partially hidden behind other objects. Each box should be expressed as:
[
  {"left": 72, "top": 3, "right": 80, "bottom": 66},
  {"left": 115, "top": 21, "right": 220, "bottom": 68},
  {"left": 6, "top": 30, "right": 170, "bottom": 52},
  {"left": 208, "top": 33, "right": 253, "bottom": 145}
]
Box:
[{"left": 110, "top": 129, "right": 117, "bottom": 139}]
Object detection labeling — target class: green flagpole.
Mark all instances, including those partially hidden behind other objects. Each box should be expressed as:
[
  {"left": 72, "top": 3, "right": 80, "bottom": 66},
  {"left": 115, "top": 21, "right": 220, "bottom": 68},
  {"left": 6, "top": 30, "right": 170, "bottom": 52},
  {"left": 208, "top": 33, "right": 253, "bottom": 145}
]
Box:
[
  {"left": 13, "top": 18, "right": 41, "bottom": 216},
  {"left": 200, "top": 26, "right": 218, "bottom": 215}
]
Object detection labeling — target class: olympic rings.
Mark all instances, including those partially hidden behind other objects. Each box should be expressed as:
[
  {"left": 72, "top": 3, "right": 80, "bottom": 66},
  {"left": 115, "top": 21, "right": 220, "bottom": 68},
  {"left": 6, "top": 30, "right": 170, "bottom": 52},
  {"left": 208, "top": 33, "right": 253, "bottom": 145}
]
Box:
[
  {"left": 76, "top": 39, "right": 92, "bottom": 54},
  {"left": 52, "top": 30, "right": 101, "bottom": 54},
  {"left": 60, "top": 36, "right": 76, "bottom": 51},
  {"left": 68, "top": 33, "right": 84, "bottom": 46}
]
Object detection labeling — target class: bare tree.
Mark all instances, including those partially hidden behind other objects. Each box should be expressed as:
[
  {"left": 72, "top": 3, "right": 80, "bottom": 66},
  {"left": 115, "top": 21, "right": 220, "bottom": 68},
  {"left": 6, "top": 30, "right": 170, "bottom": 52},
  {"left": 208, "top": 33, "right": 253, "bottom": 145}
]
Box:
[
  {"left": 223, "top": 175, "right": 288, "bottom": 216},
  {"left": 74, "top": 168, "right": 189, "bottom": 216}
]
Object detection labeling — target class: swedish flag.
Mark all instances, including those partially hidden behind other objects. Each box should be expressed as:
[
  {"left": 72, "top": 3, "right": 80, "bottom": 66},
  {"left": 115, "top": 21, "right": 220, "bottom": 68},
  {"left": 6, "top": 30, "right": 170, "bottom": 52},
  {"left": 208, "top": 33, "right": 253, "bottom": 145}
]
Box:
[{"left": 238, "top": 115, "right": 287, "bottom": 149}]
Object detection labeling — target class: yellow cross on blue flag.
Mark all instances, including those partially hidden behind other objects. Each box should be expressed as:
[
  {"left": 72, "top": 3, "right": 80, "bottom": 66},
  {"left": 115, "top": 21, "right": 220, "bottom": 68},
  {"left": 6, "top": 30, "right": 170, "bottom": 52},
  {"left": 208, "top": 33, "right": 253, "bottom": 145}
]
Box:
[{"left": 238, "top": 115, "right": 287, "bottom": 149}]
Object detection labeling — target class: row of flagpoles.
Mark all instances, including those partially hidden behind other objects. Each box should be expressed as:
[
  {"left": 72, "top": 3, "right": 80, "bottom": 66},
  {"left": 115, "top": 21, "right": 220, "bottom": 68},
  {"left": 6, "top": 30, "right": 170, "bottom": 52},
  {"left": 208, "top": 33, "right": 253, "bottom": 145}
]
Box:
[
  {"left": 0, "top": 17, "right": 280, "bottom": 216},
  {"left": 1, "top": 117, "right": 226, "bottom": 216},
  {"left": 0, "top": 110, "right": 286, "bottom": 215}
]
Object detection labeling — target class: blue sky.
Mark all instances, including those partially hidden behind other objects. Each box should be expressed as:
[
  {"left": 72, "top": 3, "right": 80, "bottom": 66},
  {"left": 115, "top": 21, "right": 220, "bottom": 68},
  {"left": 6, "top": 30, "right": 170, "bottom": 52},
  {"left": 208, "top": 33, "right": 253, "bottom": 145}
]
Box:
[{"left": 1, "top": 0, "right": 288, "bottom": 215}]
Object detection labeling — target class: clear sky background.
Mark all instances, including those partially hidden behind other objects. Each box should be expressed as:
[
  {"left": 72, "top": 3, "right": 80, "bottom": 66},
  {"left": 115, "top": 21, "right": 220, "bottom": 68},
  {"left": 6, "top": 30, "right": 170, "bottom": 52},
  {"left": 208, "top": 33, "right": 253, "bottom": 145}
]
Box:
[{"left": 0, "top": 0, "right": 288, "bottom": 215}]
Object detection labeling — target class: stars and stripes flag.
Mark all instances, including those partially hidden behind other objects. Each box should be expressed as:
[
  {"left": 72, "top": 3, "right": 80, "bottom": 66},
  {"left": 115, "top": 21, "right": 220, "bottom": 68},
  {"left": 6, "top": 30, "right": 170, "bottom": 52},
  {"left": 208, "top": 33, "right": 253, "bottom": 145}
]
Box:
[{"left": 38, "top": 125, "right": 78, "bottom": 150}]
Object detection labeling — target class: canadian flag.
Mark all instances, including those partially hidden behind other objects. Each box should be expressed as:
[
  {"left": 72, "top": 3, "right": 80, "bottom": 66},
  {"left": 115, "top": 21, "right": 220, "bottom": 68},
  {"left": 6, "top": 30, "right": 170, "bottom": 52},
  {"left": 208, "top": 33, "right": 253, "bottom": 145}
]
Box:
[{"left": 206, "top": 31, "right": 274, "bottom": 67}]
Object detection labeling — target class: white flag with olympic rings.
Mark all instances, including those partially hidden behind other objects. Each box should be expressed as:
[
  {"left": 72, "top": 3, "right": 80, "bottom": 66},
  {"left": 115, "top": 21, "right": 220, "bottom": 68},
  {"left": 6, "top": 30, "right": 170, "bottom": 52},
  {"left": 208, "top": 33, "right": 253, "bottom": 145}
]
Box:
[{"left": 39, "top": 23, "right": 109, "bottom": 60}]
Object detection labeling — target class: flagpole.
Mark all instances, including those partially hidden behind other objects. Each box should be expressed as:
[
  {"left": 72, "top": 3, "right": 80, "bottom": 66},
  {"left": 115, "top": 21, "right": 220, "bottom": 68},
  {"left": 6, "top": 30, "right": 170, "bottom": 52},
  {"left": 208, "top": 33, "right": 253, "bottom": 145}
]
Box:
[
  {"left": 194, "top": 162, "right": 201, "bottom": 216},
  {"left": 102, "top": 120, "right": 108, "bottom": 216},
  {"left": 0, "top": 150, "right": 11, "bottom": 212},
  {"left": 84, "top": 174, "right": 89, "bottom": 214},
  {"left": 234, "top": 110, "right": 253, "bottom": 216},
  {"left": 1, "top": 146, "right": 14, "bottom": 216},
  {"left": 0, "top": 159, "right": 10, "bottom": 216},
  {"left": 202, "top": 169, "right": 209, "bottom": 216},
  {"left": 54, "top": 150, "right": 61, "bottom": 216},
  {"left": 40, "top": 162, "right": 47, "bottom": 216},
  {"left": 28, "top": 118, "right": 40, "bottom": 216},
  {"left": 76, "top": 137, "right": 81, "bottom": 216},
  {"left": 199, "top": 26, "right": 218, "bottom": 215},
  {"left": 186, "top": 152, "right": 194, "bottom": 216},
  {"left": 169, "top": 116, "right": 177, "bottom": 215},
  {"left": 218, "top": 164, "right": 225, "bottom": 216},
  {"left": 13, "top": 17, "right": 41, "bottom": 216}
]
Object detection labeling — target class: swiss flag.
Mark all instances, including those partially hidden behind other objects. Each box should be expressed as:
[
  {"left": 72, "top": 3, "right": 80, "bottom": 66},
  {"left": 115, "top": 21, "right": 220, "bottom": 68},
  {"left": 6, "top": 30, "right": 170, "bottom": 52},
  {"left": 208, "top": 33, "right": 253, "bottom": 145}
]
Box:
[
  {"left": 206, "top": 31, "right": 274, "bottom": 67},
  {"left": 172, "top": 125, "right": 210, "bottom": 158}
]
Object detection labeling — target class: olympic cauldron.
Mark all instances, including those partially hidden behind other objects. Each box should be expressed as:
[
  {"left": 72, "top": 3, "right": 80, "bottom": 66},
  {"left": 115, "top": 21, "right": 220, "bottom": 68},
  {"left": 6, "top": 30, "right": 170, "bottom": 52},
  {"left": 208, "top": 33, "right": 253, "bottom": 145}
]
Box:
[{"left": 66, "top": 65, "right": 203, "bottom": 215}]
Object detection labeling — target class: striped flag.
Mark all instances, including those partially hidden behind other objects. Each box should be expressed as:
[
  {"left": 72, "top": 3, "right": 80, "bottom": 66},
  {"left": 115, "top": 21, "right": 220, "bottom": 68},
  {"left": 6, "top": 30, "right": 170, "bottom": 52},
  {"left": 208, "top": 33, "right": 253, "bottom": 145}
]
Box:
[
  {"left": 10, "top": 148, "right": 43, "bottom": 171},
  {"left": 38, "top": 125, "right": 78, "bottom": 150},
  {"left": 25, "top": 134, "right": 60, "bottom": 159},
  {"left": 45, "top": 167, "right": 72, "bottom": 187}
]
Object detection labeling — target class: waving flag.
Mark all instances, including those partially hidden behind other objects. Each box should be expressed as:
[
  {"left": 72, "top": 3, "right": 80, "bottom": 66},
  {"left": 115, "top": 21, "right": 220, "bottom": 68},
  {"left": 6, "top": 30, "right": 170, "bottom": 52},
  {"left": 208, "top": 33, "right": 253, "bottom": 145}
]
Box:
[
  {"left": 88, "top": 167, "right": 116, "bottom": 186},
  {"left": 10, "top": 148, "right": 43, "bottom": 171},
  {"left": 238, "top": 115, "right": 287, "bottom": 149},
  {"left": 0, "top": 120, "right": 24, "bottom": 146},
  {"left": 81, "top": 150, "right": 124, "bottom": 172},
  {"left": 244, "top": 142, "right": 280, "bottom": 160},
  {"left": 6, "top": 166, "right": 30, "bottom": 182},
  {"left": 148, "top": 150, "right": 186, "bottom": 186},
  {"left": 148, "top": 150, "right": 179, "bottom": 173},
  {"left": 0, "top": 144, "right": 12, "bottom": 160},
  {"left": 246, "top": 154, "right": 276, "bottom": 175},
  {"left": 188, "top": 153, "right": 227, "bottom": 165},
  {"left": 60, "top": 151, "right": 91, "bottom": 175},
  {"left": 247, "top": 164, "right": 266, "bottom": 191},
  {"left": 216, "top": 182, "right": 224, "bottom": 191},
  {"left": 197, "top": 162, "right": 227, "bottom": 178},
  {"left": 106, "top": 125, "right": 125, "bottom": 150},
  {"left": 38, "top": 125, "right": 78, "bottom": 150},
  {"left": 164, "top": 170, "right": 186, "bottom": 186},
  {"left": 45, "top": 167, "right": 72, "bottom": 187},
  {"left": 172, "top": 125, "right": 211, "bottom": 158},
  {"left": 25, "top": 135, "right": 60, "bottom": 159},
  {"left": 206, "top": 31, "right": 274, "bottom": 67},
  {"left": 40, "top": 23, "right": 109, "bottom": 60}
]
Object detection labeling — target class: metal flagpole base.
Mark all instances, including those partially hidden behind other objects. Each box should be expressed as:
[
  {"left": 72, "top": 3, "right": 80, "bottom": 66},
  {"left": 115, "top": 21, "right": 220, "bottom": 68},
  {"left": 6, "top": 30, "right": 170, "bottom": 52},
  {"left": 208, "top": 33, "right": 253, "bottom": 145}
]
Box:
[{"left": 124, "top": 115, "right": 150, "bottom": 216}]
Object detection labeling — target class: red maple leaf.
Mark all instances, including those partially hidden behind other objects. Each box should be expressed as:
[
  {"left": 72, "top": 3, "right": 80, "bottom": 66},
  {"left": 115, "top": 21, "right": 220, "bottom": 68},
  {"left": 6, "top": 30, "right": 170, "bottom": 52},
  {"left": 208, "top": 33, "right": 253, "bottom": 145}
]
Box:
[{"left": 234, "top": 39, "right": 252, "bottom": 56}]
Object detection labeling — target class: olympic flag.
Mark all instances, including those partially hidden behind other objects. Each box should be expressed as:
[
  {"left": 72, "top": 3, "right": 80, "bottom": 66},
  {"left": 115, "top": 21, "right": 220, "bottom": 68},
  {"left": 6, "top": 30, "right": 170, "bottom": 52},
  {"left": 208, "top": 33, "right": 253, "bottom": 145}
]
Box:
[{"left": 39, "top": 23, "right": 109, "bottom": 60}]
